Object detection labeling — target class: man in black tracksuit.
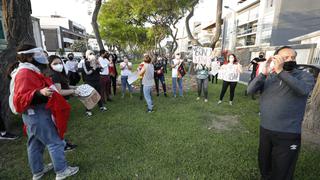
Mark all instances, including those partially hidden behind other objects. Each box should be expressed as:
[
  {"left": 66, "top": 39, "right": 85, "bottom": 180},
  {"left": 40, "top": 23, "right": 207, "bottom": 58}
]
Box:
[{"left": 247, "top": 46, "right": 315, "bottom": 180}]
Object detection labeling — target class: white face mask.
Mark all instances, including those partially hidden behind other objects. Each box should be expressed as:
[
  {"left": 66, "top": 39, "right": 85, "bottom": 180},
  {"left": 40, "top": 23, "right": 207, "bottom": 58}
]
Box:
[
  {"left": 229, "top": 56, "right": 234, "bottom": 63},
  {"left": 51, "top": 64, "right": 64, "bottom": 72}
]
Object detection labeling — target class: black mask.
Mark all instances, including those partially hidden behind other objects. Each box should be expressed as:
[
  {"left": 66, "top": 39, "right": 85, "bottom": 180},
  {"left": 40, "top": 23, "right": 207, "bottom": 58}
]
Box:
[
  {"left": 259, "top": 55, "right": 264, "bottom": 58},
  {"left": 283, "top": 61, "right": 297, "bottom": 71}
]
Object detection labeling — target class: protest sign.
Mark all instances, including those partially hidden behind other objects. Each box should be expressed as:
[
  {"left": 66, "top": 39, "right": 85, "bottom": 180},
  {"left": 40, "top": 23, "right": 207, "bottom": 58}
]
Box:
[{"left": 192, "top": 46, "right": 212, "bottom": 65}]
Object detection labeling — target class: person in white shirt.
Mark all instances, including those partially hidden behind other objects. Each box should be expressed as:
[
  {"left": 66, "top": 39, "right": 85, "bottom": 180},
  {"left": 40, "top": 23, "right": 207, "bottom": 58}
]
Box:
[
  {"left": 120, "top": 56, "right": 133, "bottom": 98},
  {"left": 65, "top": 53, "right": 80, "bottom": 86},
  {"left": 171, "top": 53, "right": 184, "bottom": 97},
  {"left": 217, "top": 54, "right": 243, "bottom": 105},
  {"left": 209, "top": 57, "right": 221, "bottom": 84},
  {"left": 98, "top": 50, "right": 112, "bottom": 102}
]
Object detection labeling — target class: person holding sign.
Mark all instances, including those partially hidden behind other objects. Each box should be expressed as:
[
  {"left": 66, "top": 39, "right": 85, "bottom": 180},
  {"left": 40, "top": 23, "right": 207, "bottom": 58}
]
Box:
[
  {"left": 217, "top": 54, "right": 242, "bottom": 105},
  {"left": 195, "top": 63, "right": 210, "bottom": 102},
  {"left": 171, "top": 53, "right": 184, "bottom": 97}
]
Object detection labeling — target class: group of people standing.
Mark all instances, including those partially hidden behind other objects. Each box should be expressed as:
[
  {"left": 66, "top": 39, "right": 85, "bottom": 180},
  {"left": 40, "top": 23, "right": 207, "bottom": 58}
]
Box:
[{"left": 2, "top": 43, "right": 315, "bottom": 180}]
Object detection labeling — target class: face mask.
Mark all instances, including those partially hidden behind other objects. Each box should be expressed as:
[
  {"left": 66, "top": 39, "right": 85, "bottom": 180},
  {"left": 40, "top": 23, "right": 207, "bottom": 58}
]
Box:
[
  {"left": 51, "top": 64, "right": 64, "bottom": 72},
  {"left": 283, "top": 61, "right": 297, "bottom": 71},
  {"left": 229, "top": 57, "right": 234, "bottom": 63},
  {"left": 33, "top": 52, "right": 49, "bottom": 64}
]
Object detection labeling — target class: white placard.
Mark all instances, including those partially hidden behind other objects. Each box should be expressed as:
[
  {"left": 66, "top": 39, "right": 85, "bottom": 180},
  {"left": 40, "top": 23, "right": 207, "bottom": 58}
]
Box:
[
  {"left": 192, "top": 46, "right": 212, "bottom": 65},
  {"left": 218, "top": 64, "right": 240, "bottom": 82},
  {"left": 127, "top": 71, "right": 139, "bottom": 85}
]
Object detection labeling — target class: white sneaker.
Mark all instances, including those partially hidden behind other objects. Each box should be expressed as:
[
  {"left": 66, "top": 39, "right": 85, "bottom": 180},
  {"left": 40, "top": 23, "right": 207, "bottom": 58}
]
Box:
[
  {"left": 33, "top": 163, "right": 53, "bottom": 180},
  {"left": 204, "top": 99, "right": 208, "bottom": 103},
  {"left": 217, "top": 100, "right": 222, "bottom": 105},
  {"left": 100, "top": 107, "right": 107, "bottom": 111},
  {"left": 85, "top": 111, "right": 93, "bottom": 117},
  {"left": 55, "top": 166, "right": 79, "bottom": 180},
  {"left": 196, "top": 97, "right": 200, "bottom": 100},
  {"left": 229, "top": 101, "right": 233, "bottom": 105}
]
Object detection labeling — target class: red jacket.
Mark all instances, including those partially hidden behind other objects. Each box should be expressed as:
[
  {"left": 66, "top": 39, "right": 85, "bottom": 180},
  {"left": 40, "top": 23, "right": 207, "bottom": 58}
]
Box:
[{"left": 14, "top": 68, "right": 70, "bottom": 139}]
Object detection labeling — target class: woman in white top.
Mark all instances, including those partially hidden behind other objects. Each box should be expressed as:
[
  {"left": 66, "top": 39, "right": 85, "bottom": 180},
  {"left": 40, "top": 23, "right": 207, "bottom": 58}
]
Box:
[
  {"left": 120, "top": 56, "right": 133, "bottom": 98},
  {"left": 218, "top": 54, "right": 243, "bottom": 105},
  {"left": 171, "top": 53, "right": 184, "bottom": 97},
  {"left": 139, "top": 54, "right": 154, "bottom": 112}
]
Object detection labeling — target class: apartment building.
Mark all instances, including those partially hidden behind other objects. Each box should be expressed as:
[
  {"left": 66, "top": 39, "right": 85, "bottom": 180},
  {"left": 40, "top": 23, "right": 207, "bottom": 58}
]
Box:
[{"left": 38, "top": 15, "right": 88, "bottom": 52}]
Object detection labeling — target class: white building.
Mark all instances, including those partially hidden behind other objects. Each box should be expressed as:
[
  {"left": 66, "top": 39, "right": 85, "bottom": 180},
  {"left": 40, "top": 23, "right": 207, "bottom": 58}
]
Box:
[{"left": 37, "top": 15, "right": 88, "bottom": 52}]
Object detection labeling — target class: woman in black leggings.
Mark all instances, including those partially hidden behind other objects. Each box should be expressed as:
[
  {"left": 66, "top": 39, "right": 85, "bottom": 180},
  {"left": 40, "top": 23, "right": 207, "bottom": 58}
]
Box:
[{"left": 218, "top": 54, "right": 242, "bottom": 105}]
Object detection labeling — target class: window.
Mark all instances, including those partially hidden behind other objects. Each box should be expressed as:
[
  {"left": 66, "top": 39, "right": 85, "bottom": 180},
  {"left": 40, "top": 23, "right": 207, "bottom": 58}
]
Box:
[{"left": 267, "top": 0, "right": 273, "bottom": 8}]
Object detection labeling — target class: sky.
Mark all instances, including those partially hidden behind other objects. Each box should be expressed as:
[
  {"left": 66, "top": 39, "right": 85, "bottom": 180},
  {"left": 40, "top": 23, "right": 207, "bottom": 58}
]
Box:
[
  {"left": 31, "top": 0, "right": 93, "bottom": 32},
  {"left": 31, "top": 0, "right": 237, "bottom": 35}
]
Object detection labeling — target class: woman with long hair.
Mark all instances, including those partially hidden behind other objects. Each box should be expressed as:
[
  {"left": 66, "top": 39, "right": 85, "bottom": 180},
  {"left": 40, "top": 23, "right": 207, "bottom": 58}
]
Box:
[{"left": 218, "top": 54, "right": 243, "bottom": 105}]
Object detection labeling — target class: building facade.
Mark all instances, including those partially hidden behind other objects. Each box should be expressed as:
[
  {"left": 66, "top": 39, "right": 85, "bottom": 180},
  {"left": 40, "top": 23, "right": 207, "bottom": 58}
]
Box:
[
  {"left": 38, "top": 15, "right": 88, "bottom": 52},
  {"left": 218, "top": 0, "right": 320, "bottom": 64}
]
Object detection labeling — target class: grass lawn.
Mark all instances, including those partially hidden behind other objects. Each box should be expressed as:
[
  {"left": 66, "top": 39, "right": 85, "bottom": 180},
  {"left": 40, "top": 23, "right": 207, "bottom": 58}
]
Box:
[{"left": 1, "top": 73, "right": 320, "bottom": 179}]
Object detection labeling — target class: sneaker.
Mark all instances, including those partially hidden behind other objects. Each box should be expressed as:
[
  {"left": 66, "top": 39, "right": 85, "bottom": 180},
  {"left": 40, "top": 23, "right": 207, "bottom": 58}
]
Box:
[
  {"left": 146, "top": 109, "right": 153, "bottom": 113},
  {"left": 64, "top": 142, "right": 77, "bottom": 152},
  {"left": 0, "top": 132, "right": 18, "bottom": 140},
  {"left": 204, "top": 99, "right": 208, "bottom": 103},
  {"left": 164, "top": 93, "right": 167, "bottom": 97},
  {"left": 100, "top": 107, "right": 107, "bottom": 111},
  {"left": 217, "top": 100, "right": 222, "bottom": 105},
  {"left": 55, "top": 166, "right": 79, "bottom": 180},
  {"left": 156, "top": 93, "right": 160, "bottom": 97},
  {"left": 33, "top": 163, "right": 53, "bottom": 180},
  {"left": 229, "top": 101, "right": 233, "bottom": 105},
  {"left": 85, "top": 111, "right": 93, "bottom": 117},
  {"left": 196, "top": 97, "right": 200, "bottom": 101}
]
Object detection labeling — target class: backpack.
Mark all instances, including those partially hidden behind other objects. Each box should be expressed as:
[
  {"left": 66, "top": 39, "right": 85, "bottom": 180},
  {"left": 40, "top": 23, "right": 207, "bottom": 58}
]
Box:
[{"left": 178, "top": 63, "right": 186, "bottom": 78}]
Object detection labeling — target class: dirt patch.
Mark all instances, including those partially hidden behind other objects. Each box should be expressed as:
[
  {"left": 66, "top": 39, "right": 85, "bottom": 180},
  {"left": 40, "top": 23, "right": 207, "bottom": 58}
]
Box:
[{"left": 207, "top": 115, "right": 241, "bottom": 131}]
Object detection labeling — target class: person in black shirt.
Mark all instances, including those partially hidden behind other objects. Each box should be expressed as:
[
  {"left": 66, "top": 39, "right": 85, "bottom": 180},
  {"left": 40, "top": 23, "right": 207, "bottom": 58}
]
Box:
[
  {"left": 83, "top": 53, "right": 107, "bottom": 116},
  {"left": 250, "top": 52, "right": 266, "bottom": 81},
  {"left": 154, "top": 57, "right": 167, "bottom": 96},
  {"left": 247, "top": 52, "right": 266, "bottom": 99},
  {"left": 48, "top": 55, "right": 79, "bottom": 152}
]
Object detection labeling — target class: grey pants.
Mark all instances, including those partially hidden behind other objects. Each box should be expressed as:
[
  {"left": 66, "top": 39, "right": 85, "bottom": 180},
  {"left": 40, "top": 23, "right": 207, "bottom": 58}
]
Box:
[{"left": 197, "top": 78, "right": 208, "bottom": 99}]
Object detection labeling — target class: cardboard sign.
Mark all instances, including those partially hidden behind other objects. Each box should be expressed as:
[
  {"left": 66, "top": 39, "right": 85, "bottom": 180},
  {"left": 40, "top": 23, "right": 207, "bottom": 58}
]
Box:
[
  {"left": 192, "top": 46, "right": 212, "bottom": 65},
  {"left": 218, "top": 64, "right": 240, "bottom": 82}
]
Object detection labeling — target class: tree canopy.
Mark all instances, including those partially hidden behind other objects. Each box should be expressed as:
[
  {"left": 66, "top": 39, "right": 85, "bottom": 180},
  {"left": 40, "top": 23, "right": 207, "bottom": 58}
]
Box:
[{"left": 98, "top": 0, "right": 197, "bottom": 56}]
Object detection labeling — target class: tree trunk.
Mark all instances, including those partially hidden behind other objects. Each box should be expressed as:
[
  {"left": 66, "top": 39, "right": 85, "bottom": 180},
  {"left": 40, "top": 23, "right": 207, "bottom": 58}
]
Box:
[
  {"left": 185, "top": 0, "right": 202, "bottom": 46},
  {"left": 303, "top": 74, "right": 320, "bottom": 134},
  {"left": 91, "top": 0, "right": 104, "bottom": 50},
  {"left": 210, "top": 0, "right": 223, "bottom": 50},
  {"left": 0, "top": 0, "right": 35, "bottom": 129}
]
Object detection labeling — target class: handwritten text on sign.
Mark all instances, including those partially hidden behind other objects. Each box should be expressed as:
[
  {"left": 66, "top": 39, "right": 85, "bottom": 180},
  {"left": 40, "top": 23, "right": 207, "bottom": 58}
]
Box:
[{"left": 192, "top": 46, "right": 212, "bottom": 65}]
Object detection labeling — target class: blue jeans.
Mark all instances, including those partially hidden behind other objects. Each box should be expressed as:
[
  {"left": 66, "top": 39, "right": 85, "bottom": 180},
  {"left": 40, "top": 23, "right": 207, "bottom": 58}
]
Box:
[
  {"left": 172, "top": 77, "right": 183, "bottom": 96},
  {"left": 121, "top": 76, "right": 133, "bottom": 95},
  {"left": 143, "top": 85, "right": 153, "bottom": 110},
  {"left": 22, "top": 105, "right": 67, "bottom": 175}
]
